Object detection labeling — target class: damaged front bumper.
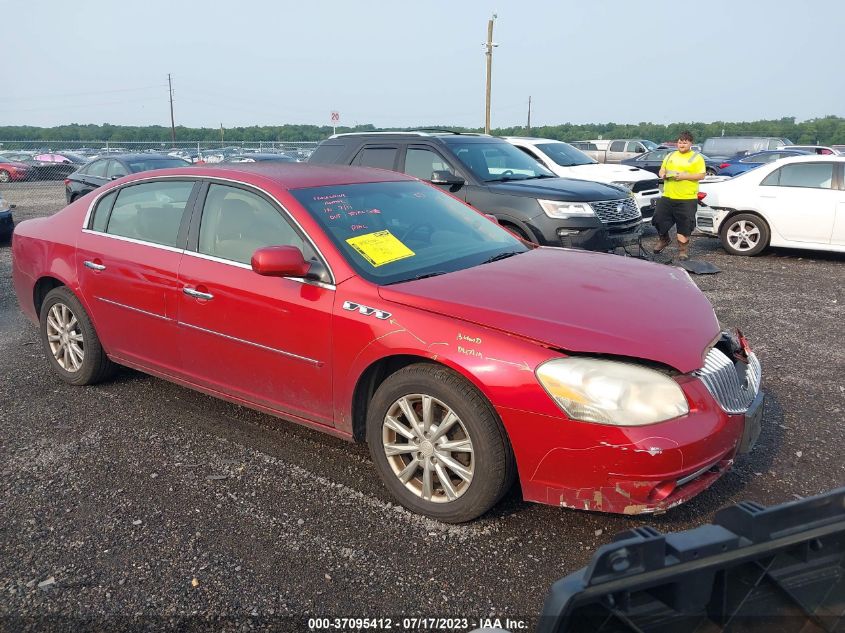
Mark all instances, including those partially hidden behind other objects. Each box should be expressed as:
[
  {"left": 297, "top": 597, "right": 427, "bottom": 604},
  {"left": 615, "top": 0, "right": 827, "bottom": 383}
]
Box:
[{"left": 500, "top": 335, "right": 764, "bottom": 515}]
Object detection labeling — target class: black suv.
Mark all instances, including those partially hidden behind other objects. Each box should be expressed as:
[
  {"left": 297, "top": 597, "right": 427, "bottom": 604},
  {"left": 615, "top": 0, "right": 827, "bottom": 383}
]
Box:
[{"left": 308, "top": 132, "right": 642, "bottom": 251}]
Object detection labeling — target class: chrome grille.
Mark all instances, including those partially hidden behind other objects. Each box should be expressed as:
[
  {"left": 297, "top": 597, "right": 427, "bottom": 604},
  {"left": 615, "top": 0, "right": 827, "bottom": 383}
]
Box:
[
  {"left": 632, "top": 179, "right": 660, "bottom": 193},
  {"left": 694, "top": 348, "right": 761, "bottom": 414},
  {"left": 590, "top": 197, "right": 641, "bottom": 224}
]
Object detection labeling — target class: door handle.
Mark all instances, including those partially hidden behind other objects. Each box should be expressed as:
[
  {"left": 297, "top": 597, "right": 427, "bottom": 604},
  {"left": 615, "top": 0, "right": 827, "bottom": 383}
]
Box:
[
  {"left": 183, "top": 287, "right": 214, "bottom": 300},
  {"left": 83, "top": 260, "right": 106, "bottom": 271}
]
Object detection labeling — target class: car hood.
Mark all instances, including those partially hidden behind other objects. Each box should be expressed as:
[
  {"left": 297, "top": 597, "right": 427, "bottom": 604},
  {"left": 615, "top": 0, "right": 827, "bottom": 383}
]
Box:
[
  {"left": 560, "top": 163, "right": 655, "bottom": 182},
  {"left": 485, "top": 177, "right": 627, "bottom": 202},
  {"left": 378, "top": 248, "right": 718, "bottom": 373}
]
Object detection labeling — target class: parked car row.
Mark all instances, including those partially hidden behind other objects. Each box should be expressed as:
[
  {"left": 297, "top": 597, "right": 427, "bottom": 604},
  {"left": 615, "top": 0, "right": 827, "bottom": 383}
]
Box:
[{"left": 0, "top": 150, "right": 88, "bottom": 182}]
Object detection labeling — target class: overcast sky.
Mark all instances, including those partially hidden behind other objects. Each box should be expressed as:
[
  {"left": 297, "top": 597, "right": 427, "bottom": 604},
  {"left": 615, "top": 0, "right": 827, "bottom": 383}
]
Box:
[{"left": 4, "top": 0, "right": 843, "bottom": 129}]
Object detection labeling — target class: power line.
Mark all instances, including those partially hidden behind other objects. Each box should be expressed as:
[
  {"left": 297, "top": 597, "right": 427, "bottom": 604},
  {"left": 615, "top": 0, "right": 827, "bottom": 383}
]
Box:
[{"left": 4, "top": 85, "right": 168, "bottom": 102}]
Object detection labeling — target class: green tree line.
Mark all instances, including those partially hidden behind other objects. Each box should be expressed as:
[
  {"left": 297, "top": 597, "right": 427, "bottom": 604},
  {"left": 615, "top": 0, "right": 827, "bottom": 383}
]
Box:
[{"left": 1, "top": 116, "right": 844, "bottom": 145}]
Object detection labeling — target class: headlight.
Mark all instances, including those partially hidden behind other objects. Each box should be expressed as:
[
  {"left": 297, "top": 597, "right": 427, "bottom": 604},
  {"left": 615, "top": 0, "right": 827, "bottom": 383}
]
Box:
[
  {"left": 538, "top": 199, "right": 595, "bottom": 219},
  {"left": 610, "top": 181, "right": 635, "bottom": 191},
  {"left": 535, "top": 358, "right": 689, "bottom": 426}
]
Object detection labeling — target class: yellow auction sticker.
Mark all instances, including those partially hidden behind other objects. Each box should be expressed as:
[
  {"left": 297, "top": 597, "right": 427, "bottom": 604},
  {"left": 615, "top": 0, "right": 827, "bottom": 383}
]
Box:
[{"left": 346, "top": 230, "right": 415, "bottom": 267}]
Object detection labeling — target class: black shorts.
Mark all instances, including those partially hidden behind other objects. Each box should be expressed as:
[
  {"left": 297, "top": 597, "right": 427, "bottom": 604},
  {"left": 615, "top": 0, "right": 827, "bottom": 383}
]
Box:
[{"left": 652, "top": 197, "right": 697, "bottom": 237}]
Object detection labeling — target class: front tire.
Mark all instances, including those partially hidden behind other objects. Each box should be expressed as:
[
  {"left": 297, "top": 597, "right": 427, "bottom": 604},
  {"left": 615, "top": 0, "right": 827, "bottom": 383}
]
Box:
[
  {"left": 366, "top": 363, "right": 515, "bottom": 523},
  {"left": 502, "top": 222, "right": 533, "bottom": 243},
  {"left": 40, "top": 287, "right": 116, "bottom": 385},
  {"left": 719, "top": 213, "right": 770, "bottom": 256},
  {"left": 0, "top": 170, "right": 10, "bottom": 183}
]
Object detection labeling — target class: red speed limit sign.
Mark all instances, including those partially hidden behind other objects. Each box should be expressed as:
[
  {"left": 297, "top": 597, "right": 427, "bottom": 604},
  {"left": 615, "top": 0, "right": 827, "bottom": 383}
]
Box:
[{"left": 330, "top": 111, "right": 340, "bottom": 123}]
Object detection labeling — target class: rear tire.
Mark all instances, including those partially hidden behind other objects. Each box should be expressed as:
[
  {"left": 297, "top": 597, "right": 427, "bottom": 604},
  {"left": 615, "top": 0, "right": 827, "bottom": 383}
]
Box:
[
  {"left": 0, "top": 170, "right": 10, "bottom": 183},
  {"left": 719, "top": 213, "right": 770, "bottom": 256},
  {"left": 40, "top": 287, "right": 117, "bottom": 385},
  {"left": 366, "top": 363, "right": 515, "bottom": 523}
]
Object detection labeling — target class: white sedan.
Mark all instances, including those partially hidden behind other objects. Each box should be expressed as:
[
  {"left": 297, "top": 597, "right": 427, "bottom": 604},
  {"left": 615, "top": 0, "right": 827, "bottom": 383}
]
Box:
[{"left": 696, "top": 155, "right": 845, "bottom": 255}]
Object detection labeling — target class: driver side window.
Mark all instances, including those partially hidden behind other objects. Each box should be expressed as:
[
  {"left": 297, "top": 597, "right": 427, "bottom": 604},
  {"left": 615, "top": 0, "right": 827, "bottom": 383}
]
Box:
[
  {"left": 404, "top": 148, "right": 455, "bottom": 181},
  {"left": 198, "top": 184, "right": 312, "bottom": 265}
]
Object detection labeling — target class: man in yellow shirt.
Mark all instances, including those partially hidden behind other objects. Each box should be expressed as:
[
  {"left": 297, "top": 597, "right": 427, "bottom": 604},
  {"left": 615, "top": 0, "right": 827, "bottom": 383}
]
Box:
[{"left": 653, "top": 131, "right": 706, "bottom": 260}]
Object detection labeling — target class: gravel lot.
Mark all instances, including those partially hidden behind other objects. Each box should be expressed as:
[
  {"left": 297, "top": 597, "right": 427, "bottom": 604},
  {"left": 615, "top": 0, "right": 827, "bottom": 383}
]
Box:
[{"left": 1, "top": 182, "right": 843, "bottom": 631}]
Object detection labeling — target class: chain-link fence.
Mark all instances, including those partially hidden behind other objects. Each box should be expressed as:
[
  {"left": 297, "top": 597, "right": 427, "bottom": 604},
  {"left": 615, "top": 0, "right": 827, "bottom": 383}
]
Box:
[{"left": 0, "top": 140, "right": 321, "bottom": 211}]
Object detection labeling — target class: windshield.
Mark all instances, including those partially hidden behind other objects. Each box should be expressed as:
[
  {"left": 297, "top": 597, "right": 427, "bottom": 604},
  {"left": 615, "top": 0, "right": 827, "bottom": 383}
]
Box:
[
  {"left": 128, "top": 158, "right": 191, "bottom": 172},
  {"left": 291, "top": 181, "right": 528, "bottom": 285},
  {"left": 536, "top": 142, "right": 596, "bottom": 166},
  {"left": 447, "top": 141, "right": 555, "bottom": 182},
  {"left": 642, "top": 140, "right": 659, "bottom": 151}
]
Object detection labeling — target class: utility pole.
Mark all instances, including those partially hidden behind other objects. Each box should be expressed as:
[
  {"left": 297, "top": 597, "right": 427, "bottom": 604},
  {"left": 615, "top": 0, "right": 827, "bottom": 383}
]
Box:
[
  {"left": 220, "top": 123, "right": 224, "bottom": 144},
  {"left": 484, "top": 13, "right": 498, "bottom": 135},
  {"left": 527, "top": 96, "right": 532, "bottom": 135},
  {"left": 168, "top": 74, "right": 176, "bottom": 146}
]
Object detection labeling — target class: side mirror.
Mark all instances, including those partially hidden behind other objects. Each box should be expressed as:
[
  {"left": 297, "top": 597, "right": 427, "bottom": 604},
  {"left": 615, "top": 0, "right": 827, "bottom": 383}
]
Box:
[
  {"left": 251, "top": 245, "right": 311, "bottom": 278},
  {"left": 430, "top": 170, "right": 465, "bottom": 186}
]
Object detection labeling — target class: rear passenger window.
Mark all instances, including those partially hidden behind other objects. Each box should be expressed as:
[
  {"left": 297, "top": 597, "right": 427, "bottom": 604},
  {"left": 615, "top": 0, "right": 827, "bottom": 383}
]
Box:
[
  {"left": 610, "top": 141, "right": 625, "bottom": 152},
  {"left": 90, "top": 190, "right": 117, "bottom": 232},
  {"left": 107, "top": 161, "right": 129, "bottom": 178},
  {"left": 106, "top": 181, "right": 195, "bottom": 247},
  {"left": 86, "top": 160, "right": 108, "bottom": 178},
  {"left": 197, "top": 184, "right": 312, "bottom": 265},
  {"left": 352, "top": 147, "right": 397, "bottom": 170}
]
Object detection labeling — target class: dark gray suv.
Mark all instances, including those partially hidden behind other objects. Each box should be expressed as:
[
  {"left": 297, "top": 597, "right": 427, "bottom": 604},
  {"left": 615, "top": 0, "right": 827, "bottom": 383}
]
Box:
[{"left": 308, "top": 132, "right": 641, "bottom": 251}]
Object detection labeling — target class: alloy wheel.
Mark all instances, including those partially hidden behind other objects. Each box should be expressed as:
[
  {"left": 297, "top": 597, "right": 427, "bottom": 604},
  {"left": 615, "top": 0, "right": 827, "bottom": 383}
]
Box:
[
  {"left": 45, "top": 302, "right": 84, "bottom": 372},
  {"left": 725, "top": 219, "right": 761, "bottom": 252},
  {"left": 382, "top": 394, "right": 474, "bottom": 503}
]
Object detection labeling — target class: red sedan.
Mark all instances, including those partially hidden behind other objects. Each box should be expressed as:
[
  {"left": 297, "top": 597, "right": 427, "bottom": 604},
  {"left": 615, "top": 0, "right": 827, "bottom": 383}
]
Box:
[
  {"left": 0, "top": 159, "right": 34, "bottom": 182},
  {"left": 11, "top": 164, "right": 764, "bottom": 522}
]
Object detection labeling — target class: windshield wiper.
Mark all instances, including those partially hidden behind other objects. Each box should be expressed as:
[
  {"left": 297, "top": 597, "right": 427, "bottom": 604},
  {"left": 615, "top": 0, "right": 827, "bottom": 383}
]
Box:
[
  {"left": 387, "top": 271, "right": 449, "bottom": 285},
  {"left": 481, "top": 251, "right": 521, "bottom": 264}
]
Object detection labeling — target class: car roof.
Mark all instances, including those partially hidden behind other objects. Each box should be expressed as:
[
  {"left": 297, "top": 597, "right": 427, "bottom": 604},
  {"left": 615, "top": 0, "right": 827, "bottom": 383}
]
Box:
[{"left": 171, "top": 162, "right": 416, "bottom": 189}]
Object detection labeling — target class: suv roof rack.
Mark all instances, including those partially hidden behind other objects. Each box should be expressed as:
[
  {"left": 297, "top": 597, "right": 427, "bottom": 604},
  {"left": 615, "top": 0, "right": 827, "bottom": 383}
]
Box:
[{"left": 329, "top": 129, "right": 489, "bottom": 139}]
